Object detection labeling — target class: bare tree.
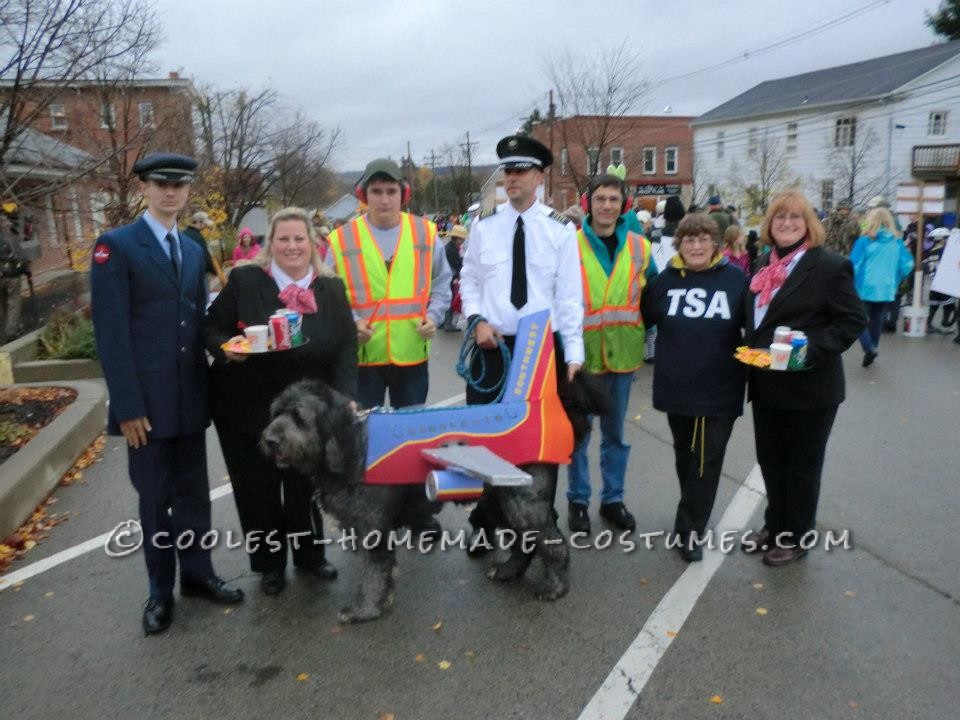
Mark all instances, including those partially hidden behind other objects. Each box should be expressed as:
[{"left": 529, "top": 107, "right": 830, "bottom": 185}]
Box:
[
  {"left": 542, "top": 41, "right": 650, "bottom": 192},
  {"left": 0, "top": 0, "right": 161, "bottom": 200},
  {"left": 728, "top": 129, "right": 798, "bottom": 216},
  {"left": 827, "top": 121, "right": 884, "bottom": 207},
  {"left": 271, "top": 112, "right": 342, "bottom": 208}
]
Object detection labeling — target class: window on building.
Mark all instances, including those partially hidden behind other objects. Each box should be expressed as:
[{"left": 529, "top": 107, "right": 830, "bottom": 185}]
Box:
[
  {"left": 716, "top": 131, "right": 725, "bottom": 159},
  {"left": 928, "top": 111, "right": 947, "bottom": 136},
  {"left": 560, "top": 148, "right": 568, "bottom": 176},
  {"left": 610, "top": 146, "right": 623, "bottom": 167},
  {"left": 138, "top": 102, "right": 155, "bottom": 128},
  {"left": 642, "top": 146, "right": 656, "bottom": 174},
  {"left": 786, "top": 122, "right": 798, "bottom": 155},
  {"left": 664, "top": 146, "right": 678, "bottom": 174},
  {"left": 587, "top": 146, "right": 600, "bottom": 175},
  {"left": 100, "top": 102, "right": 116, "bottom": 129},
  {"left": 834, "top": 117, "right": 856, "bottom": 147},
  {"left": 821, "top": 180, "right": 835, "bottom": 212},
  {"left": 49, "top": 103, "right": 67, "bottom": 130},
  {"left": 747, "top": 127, "right": 758, "bottom": 158}
]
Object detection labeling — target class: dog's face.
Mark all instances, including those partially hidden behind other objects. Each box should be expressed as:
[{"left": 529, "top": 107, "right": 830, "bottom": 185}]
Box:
[{"left": 260, "top": 380, "right": 363, "bottom": 480}]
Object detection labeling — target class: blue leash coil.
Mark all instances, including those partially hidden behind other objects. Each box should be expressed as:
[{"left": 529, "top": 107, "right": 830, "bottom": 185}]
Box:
[{"left": 456, "top": 315, "right": 512, "bottom": 403}]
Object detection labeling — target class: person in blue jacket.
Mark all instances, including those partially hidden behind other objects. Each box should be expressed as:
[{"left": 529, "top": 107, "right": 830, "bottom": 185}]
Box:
[
  {"left": 90, "top": 153, "right": 244, "bottom": 636},
  {"left": 850, "top": 207, "right": 914, "bottom": 367}
]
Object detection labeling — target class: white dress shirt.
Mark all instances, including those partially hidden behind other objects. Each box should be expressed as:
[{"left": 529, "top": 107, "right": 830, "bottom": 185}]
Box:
[
  {"left": 270, "top": 260, "right": 313, "bottom": 292},
  {"left": 460, "top": 200, "right": 585, "bottom": 365}
]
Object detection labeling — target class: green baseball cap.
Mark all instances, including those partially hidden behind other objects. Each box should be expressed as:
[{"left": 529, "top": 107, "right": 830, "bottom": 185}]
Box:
[{"left": 359, "top": 158, "right": 403, "bottom": 187}]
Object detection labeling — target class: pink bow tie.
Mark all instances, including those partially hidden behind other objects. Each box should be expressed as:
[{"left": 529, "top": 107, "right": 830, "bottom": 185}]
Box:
[{"left": 278, "top": 284, "right": 317, "bottom": 314}]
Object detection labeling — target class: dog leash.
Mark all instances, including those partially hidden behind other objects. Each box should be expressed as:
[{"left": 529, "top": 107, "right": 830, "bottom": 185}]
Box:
[{"left": 456, "top": 315, "right": 512, "bottom": 402}]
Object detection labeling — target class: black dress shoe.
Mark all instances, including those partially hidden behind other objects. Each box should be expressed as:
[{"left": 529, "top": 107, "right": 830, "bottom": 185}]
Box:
[
  {"left": 260, "top": 570, "right": 286, "bottom": 595},
  {"left": 181, "top": 576, "right": 245, "bottom": 604},
  {"left": 677, "top": 544, "right": 703, "bottom": 563},
  {"left": 953, "top": 335, "right": 960, "bottom": 345},
  {"left": 568, "top": 502, "right": 591, "bottom": 533},
  {"left": 862, "top": 350, "right": 878, "bottom": 367},
  {"left": 599, "top": 502, "right": 636, "bottom": 531},
  {"left": 143, "top": 598, "right": 174, "bottom": 635},
  {"left": 299, "top": 562, "right": 338, "bottom": 581},
  {"left": 741, "top": 526, "right": 771, "bottom": 554}
]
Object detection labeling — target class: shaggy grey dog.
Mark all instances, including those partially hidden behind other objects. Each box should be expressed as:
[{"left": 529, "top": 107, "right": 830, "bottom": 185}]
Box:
[{"left": 261, "top": 375, "right": 607, "bottom": 623}]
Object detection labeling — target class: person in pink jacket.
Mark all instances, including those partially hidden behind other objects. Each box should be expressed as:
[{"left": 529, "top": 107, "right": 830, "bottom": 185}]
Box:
[{"left": 231, "top": 227, "right": 261, "bottom": 263}]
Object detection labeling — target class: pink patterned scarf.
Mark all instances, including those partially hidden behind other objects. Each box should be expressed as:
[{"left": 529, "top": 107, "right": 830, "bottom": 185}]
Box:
[
  {"left": 277, "top": 284, "right": 317, "bottom": 314},
  {"left": 750, "top": 242, "right": 807, "bottom": 307}
]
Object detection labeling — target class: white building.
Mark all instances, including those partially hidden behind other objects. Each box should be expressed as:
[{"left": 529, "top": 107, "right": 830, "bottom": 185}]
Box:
[{"left": 692, "top": 40, "right": 960, "bottom": 219}]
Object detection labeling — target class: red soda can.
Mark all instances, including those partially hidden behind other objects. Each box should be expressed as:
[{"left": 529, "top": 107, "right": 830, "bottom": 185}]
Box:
[{"left": 269, "top": 312, "right": 291, "bottom": 350}]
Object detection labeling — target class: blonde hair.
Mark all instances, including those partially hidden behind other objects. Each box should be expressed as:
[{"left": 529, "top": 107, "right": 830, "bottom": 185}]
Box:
[
  {"left": 254, "top": 206, "right": 333, "bottom": 277},
  {"left": 722, "top": 224, "right": 744, "bottom": 250},
  {"left": 760, "top": 190, "right": 825, "bottom": 248},
  {"left": 863, "top": 207, "right": 897, "bottom": 239}
]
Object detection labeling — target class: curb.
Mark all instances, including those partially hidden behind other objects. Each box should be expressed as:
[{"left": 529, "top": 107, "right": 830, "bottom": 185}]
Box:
[{"left": 0, "top": 380, "right": 107, "bottom": 539}]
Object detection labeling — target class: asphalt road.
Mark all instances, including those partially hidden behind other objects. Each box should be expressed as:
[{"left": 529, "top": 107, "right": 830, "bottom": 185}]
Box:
[{"left": 1, "top": 327, "right": 958, "bottom": 720}]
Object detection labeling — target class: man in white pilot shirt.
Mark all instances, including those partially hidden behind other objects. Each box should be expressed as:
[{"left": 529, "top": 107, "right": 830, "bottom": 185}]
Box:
[{"left": 458, "top": 134, "right": 584, "bottom": 552}]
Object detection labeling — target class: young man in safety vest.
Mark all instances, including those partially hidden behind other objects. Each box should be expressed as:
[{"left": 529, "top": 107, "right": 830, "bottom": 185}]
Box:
[
  {"left": 327, "top": 158, "right": 452, "bottom": 535},
  {"left": 567, "top": 173, "right": 658, "bottom": 534}
]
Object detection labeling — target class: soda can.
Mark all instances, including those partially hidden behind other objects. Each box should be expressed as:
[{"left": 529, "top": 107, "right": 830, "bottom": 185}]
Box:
[
  {"left": 269, "top": 312, "right": 291, "bottom": 350},
  {"left": 285, "top": 310, "right": 303, "bottom": 346},
  {"left": 774, "top": 326, "right": 792, "bottom": 345},
  {"left": 788, "top": 332, "right": 808, "bottom": 369}
]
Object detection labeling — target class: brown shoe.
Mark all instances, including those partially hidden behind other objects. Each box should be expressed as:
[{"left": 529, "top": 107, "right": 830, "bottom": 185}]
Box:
[
  {"left": 762, "top": 545, "right": 807, "bottom": 566},
  {"left": 741, "top": 526, "right": 771, "bottom": 554}
]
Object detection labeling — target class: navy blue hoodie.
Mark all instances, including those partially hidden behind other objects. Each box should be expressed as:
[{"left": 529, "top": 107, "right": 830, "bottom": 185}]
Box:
[{"left": 641, "top": 255, "right": 749, "bottom": 417}]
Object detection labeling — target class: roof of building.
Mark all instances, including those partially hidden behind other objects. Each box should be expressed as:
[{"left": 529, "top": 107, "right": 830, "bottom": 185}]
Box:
[
  {"left": 2, "top": 119, "right": 94, "bottom": 172},
  {"left": 322, "top": 193, "right": 361, "bottom": 222},
  {"left": 694, "top": 40, "right": 960, "bottom": 125}
]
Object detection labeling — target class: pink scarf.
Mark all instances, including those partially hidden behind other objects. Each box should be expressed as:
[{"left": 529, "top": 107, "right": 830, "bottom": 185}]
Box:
[
  {"left": 750, "top": 242, "right": 807, "bottom": 307},
  {"left": 277, "top": 284, "right": 317, "bottom": 314}
]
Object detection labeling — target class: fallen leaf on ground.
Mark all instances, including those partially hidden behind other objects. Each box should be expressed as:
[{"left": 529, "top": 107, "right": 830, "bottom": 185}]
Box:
[
  {"left": 43, "top": 592, "right": 53, "bottom": 598},
  {"left": 437, "top": 660, "right": 452, "bottom": 670},
  {"left": 414, "top": 653, "right": 426, "bottom": 662},
  {"left": 752, "top": 582, "right": 764, "bottom": 590},
  {"left": 23, "top": 614, "right": 34, "bottom": 622},
  {"left": 223, "top": 608, "right": 233, "bottom": 615},
  {"left": 848, "top": 700, "right": 860, "bottom": 709},
  {"left": 378, "top": 713, "right": 396, "bottom": 720},
  {"left": 710, "top": 695, "right": 724, "bottom": 704},
  {"left": 464, "top": 650, "right": 476, "bottom": 658},
  {"left": 296, "top": 673, "right": 309, "bottom": 682},
  {"left": 666, "top": 631, "right": 677, "bottom": 638},
  {"left": 755, "top": 607, "right": 768, "bottom": 616},
  {"left": 329, "top": 625, "right": 344, "bottom": 636},
  {"left": 431, "top": 620, "right": 443, "bottom": 631},
  {"left": 639, "top": 577, "right": 648, "bottom": 586},
  {"left": 844, "top": 590, "right": 856, "bottom": 598},
  {"left": 633, "top": 414, "right": 642, "bottom": 421}
]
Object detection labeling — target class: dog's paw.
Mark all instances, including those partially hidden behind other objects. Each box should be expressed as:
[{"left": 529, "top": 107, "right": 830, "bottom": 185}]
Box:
[
  {"left": 338, "top": 605, "right": 383, "bottom": 624},
  {"left": 486, "top": 555, "right": 529, "bottom": 582},
  {"left": 534, "top": 579, "right": 569, "bottom": 602}
]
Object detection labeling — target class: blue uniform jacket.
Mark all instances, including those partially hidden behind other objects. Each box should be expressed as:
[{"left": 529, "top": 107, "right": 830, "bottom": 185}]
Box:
[{"left": 90, "top": 216, "right": 210, "bottom": 438}]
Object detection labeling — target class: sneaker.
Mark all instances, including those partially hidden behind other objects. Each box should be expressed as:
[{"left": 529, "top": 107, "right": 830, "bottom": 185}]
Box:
[
  {"left": 862, "top": 350, "right": 878, "bottom": 367},
  {"left": 567, "top": 502, "right": 591, "bottom": 533},
  {"left": 599, "top": 502, "right": 636, "bottom": 531}
]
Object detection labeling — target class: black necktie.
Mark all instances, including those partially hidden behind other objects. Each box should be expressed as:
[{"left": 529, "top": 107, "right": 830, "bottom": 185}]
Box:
[
  {"left": 510, "top": 216, "right": 527, "bottom": 309},
  {"left": 165, "top": 232, "right": 180, "bottom": 279}
]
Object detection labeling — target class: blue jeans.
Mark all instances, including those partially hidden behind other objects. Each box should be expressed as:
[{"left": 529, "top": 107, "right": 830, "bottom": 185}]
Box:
[
  {"left": 859, "top": 301, "right": 886, "bottom": 353},
  {"left": 567, "top": 371, "right": 634, "bottom": 506},
  {"left": 358, "top": 362, "right": 429, "bottom": 409}
]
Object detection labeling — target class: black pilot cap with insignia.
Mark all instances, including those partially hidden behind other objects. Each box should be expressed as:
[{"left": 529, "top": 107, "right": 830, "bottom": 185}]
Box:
[
  {"left": 496, "top": 135, "right": 552, "bottom": 170},
  {"left": 133, "top": 152, "right": 197, "bottom": 183}
]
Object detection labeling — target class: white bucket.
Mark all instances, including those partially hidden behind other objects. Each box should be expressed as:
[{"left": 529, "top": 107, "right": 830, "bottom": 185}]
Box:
[{"left": 902, "top": 306, "right": 927, "bottom": 338}]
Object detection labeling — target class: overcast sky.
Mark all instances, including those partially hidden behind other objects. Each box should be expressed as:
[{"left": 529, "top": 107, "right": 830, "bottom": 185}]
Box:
[{"left": 152, "top": 0, "right": 944, "bottom": 172}]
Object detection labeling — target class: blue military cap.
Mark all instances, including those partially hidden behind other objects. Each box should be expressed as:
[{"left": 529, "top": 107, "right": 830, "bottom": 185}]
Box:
[
  {"left": 496, "top": 135, "right": 553, "bottom": 170},
  {"left": 133, "top": 152, "right": 197, "bottom": 182}
]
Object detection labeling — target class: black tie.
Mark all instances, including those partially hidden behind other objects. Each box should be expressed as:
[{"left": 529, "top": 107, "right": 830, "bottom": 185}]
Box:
[
  {"left": 165, "top": 231, "right": 180, "bottom": 279},
  {"left": 510, "top": 216, "right": 527, "bottom": 309}
]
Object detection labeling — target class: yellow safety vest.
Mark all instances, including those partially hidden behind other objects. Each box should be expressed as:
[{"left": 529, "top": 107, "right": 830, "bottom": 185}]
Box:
[
  {"left": 329, "top": 213, "right": 435, "bottom": 366},
  {"left": 577, "top": 229, "right": 651, "bottom": 373}
]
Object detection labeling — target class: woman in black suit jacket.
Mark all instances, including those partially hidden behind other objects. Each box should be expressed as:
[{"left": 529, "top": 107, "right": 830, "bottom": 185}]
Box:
[
  {"left": 743, "top": 191, "right": 865, "bottom": 566},
  {"left": 204, "top": 207, "right": 357, "bottom": 594}
]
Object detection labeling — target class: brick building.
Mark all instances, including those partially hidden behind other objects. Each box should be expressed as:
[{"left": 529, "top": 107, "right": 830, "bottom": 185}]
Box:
[
  {"left": 0, "top": 73, "right": 194, "bottom": 276},
  {"left": 529, "top": 115, "right": 695, "bottom": 210}
]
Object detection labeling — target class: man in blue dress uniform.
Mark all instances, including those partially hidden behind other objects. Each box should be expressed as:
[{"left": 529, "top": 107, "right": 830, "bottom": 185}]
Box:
[{"left": 90, "top": 152, "right": 243, "bottom": 635}]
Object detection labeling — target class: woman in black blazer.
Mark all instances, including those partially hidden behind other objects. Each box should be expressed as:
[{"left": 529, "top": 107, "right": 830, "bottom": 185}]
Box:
[
  {"left": 204, "top": 207, "right": 358, "bottom": 594},
  {"left": 743, "top": 191, "right": 865, "bottom": 566}
]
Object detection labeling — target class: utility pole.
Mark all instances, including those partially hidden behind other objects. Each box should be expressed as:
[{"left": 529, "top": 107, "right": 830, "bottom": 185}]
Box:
[
  {"left": 460, "top": 131, "right": 479, "bottom": 203},
  {"left": 423, "top": 148, "right": 440, "bottom": 213}
]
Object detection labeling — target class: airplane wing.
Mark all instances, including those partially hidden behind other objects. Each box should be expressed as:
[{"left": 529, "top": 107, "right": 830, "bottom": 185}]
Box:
[{"left": 421, "top": 445, "right": 532, "bottom": 487}]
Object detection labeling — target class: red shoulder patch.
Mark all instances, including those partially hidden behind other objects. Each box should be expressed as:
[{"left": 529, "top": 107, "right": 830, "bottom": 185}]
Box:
[{"left": 93, "top": 243, "right": 111, "bottom": 264}]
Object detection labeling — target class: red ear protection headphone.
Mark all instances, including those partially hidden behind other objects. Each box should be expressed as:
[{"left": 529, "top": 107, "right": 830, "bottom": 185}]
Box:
[
  {"left": 354, "top": 176, "right": 412, "bottom": 206},
  {"left": 580, "top": 179, "right": 629, "bottom": 215}
]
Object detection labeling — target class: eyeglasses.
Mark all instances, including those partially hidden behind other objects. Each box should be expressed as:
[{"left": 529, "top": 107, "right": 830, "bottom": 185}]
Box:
[
  {"left": 772, "top": 212, "right": 804, "bottom": 223},
  {"left": 679, "top": 235, "right": 714, "bottom": 246}
]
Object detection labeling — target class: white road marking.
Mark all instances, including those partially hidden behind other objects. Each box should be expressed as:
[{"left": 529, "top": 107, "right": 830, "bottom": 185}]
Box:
[
  {"left": 576, "top": 464, "right": 766, "bottom": 720},
  {"left": 0, "top": 393, "right": 467, "bottom": 590}
]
